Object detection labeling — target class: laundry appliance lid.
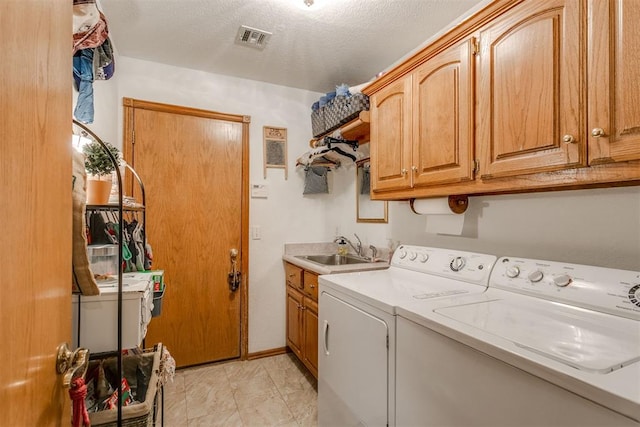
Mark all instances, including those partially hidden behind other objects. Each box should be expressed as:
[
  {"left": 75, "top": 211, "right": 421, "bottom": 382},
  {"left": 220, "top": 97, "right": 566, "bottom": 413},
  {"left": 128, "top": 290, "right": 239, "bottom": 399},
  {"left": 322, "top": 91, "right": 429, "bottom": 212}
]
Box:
[{"left": 435, "top": 297, "right": 640, "bottom": 374}]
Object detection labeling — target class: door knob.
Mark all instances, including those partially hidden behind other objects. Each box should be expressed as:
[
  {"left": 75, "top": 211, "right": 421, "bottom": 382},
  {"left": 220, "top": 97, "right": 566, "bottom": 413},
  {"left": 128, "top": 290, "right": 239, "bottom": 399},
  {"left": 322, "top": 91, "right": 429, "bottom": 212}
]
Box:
[
  {"left": 228, "top": 248, "right": 241, "bottom": 292},
  {"left": 56, "top": 343, "right": 89, "bottom": 388}
]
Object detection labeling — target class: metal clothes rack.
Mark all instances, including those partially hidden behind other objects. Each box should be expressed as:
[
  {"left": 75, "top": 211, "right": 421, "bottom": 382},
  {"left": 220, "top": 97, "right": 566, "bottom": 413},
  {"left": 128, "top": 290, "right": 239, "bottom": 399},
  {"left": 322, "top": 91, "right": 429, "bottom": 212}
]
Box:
[{"left": 73, "top": 119, "right": 148, "bottom": 426}]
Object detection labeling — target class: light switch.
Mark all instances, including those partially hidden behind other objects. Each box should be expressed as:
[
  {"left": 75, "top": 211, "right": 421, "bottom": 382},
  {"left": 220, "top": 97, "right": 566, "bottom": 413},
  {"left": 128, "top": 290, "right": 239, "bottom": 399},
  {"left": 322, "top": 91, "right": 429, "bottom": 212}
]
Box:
[{"left": 252, "top": 226, "right": 262, "bottom": 240}]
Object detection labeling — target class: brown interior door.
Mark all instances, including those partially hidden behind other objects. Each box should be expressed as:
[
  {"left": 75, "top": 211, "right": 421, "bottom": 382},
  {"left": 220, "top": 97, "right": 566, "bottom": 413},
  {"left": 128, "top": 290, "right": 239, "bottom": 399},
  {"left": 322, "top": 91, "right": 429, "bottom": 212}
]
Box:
[
  {"left": 1, "top": 0, "right": 72, "bottom": 423},
  {"left": 124, "top": 99, "right": 249, "bottom": 367}
]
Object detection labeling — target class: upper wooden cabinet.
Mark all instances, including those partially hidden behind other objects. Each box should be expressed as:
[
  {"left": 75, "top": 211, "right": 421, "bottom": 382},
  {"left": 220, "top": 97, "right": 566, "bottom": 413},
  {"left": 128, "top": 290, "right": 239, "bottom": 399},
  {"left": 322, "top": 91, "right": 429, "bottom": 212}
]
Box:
[
  {"left": 587, "top": 0, "right": 640, "bottom": 165},
  {"left": 371, "top": 38, "right": 476, "bottom": 192},
  {"left": 364, "top": 0, "right": 640, "bottom": 199},
  {"left": 370, "top": 77, "right": 412, "bottom": 192},
  {"left": 477, "top": 0, "right": 585, "bottom": 179},
  {"left": 413, "top": 38, "right": 476, "bottom": 186}
]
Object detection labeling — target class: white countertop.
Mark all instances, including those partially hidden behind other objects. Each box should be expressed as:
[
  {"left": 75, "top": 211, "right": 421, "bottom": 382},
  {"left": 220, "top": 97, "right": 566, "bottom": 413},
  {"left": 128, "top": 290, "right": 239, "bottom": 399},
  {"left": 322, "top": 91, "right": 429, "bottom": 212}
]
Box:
[{"left": 283, "top": 242, "right": 389, "bottom": 275}]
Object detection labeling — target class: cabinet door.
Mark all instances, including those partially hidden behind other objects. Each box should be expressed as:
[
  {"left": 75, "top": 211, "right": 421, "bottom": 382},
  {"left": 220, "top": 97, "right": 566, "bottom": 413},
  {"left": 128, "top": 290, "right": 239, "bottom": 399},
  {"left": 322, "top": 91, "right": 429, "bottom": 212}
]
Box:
[
  {"left": 303, "top": 298, "right": 318, "bottom": 378},
  {"left": 286, "top": 287, "right": 303, "bottom": 358},
  {"left": 477, "top": 0, "right": 585, "bottom": 179},
  {"left": 370, "top": 77, "right": 413, "bottom": 192},
  {"left": 588, "top": 0, "right": 640, "bottom": 164},
  {"left": 412, "top": 38, "right": 476, "bottom": 187}
]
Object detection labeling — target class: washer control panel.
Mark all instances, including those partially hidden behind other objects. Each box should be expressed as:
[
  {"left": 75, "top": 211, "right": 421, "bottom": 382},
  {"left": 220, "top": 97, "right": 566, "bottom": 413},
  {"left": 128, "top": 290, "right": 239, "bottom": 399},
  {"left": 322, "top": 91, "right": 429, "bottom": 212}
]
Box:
[
  {"left": 393, "top": 245, "right": 496, "bottom": 286},
  {"left": 492, "top": 257, "right": 640, "bottom": 319}
]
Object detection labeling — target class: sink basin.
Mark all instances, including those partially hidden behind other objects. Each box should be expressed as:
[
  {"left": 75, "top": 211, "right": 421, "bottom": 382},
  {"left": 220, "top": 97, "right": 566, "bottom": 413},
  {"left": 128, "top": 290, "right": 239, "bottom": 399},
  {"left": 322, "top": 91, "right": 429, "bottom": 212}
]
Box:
[{"left": 296, "top": 254, "right": 373, "bottom": 266}]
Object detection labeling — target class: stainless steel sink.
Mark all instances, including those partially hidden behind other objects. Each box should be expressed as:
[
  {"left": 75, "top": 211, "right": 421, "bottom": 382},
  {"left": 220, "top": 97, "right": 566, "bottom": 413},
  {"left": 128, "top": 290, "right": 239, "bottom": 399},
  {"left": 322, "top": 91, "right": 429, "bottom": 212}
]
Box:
[{"left": 296, "top": 254, "right": 373, "bottom": 266}]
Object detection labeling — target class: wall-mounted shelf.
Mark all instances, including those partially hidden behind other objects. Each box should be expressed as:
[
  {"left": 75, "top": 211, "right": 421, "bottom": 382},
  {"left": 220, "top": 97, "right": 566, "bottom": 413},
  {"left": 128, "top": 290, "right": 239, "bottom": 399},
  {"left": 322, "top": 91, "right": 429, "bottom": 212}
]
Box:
[{"left": 310, "top": 110, "right": 370, "bottom": 148}]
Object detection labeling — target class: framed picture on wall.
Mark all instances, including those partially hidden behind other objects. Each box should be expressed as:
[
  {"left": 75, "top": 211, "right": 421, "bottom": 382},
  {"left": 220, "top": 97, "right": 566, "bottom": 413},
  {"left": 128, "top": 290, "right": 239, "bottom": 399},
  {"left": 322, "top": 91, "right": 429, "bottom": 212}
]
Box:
[{"left": 263, "top": 126, "right": 288, "bottom": 179}]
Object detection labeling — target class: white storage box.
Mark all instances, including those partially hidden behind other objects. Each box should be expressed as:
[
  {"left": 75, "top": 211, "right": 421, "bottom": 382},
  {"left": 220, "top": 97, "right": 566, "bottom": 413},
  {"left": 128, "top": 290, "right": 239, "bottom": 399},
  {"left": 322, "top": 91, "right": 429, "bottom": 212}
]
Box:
[
  {"left": 71, "top": 272, "right": 156, "bottom": 353},
  {"left": 87, "top": 244, "right": 119, "bottom": 276}
]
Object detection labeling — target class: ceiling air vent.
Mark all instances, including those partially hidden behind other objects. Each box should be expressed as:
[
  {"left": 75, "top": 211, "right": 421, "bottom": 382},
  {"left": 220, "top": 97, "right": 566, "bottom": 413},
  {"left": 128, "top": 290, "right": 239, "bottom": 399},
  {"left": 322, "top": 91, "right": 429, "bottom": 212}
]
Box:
[{"left": 235, "top": 25, "right": 272, "bottom": 50}]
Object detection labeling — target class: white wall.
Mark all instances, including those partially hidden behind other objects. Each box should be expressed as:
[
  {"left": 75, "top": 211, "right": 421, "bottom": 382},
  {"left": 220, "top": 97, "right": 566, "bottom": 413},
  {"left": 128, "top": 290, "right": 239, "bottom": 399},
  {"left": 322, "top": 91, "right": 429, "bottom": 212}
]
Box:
[{"left": 89, "top": 56, "right": 640, "bottom": 356}]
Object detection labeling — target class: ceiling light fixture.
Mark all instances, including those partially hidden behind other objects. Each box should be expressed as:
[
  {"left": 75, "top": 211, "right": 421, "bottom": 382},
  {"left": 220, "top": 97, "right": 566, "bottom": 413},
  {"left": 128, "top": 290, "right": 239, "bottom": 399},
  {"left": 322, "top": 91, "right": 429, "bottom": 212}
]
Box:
[{"left": 304, "top": 0, "right": 314, "bottom": 7}]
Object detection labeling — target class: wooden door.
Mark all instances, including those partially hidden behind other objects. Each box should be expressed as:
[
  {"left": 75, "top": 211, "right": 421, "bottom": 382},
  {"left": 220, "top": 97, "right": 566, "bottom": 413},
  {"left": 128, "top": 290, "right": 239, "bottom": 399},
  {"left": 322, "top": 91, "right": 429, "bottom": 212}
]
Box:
[
  {"left": 588, "top": 0, "right": 640, "bottom": 164},
  {"left": 303, "top": 298, "right": 319, "bottom": 378},
  {"left": 477, "top": 0, "right": 585, "bottom": 179},
  {"left": 124, "top": 99, "right": 249, "bottom": 367},
  {"left": 370, "top": 77, "right": 413, "bottom": 192},
  {"left": 286, "top": 287, "right": 304, "bottom": 358},
  {"left": 412, "top": 37, "right": 476, "bottom": 187},
  {"left": 0, "top": 0, "right": 72, "bottom": 424}
]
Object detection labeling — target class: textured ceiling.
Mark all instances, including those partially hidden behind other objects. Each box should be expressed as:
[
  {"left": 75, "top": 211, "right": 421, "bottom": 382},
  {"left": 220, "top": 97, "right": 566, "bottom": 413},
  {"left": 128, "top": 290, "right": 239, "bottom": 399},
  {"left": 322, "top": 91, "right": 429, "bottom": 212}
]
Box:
[{"left": 101, "top": 0, "right": 485, "bottom": 93}]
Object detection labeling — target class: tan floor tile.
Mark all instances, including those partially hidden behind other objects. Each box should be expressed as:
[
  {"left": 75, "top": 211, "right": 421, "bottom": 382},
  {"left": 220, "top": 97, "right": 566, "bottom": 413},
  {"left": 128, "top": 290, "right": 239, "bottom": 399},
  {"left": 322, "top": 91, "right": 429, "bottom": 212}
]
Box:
[
  {"left": 188, "top": 408, "right": 244, "bottom": 427},
  {"left": 158, "top": 354, "right": 317, "bottom": 427},
  {"left": 162, "top": 391, "right": 188, "bottom": 427},
  {"left": 237, "top": 395, "right": 296, "bottom": 426},
  {"left": 164, "top": 370, "right": 185, "bottom": 396},
  {"left": 185, "top": 378, "right": 237, "bottom": 420}
]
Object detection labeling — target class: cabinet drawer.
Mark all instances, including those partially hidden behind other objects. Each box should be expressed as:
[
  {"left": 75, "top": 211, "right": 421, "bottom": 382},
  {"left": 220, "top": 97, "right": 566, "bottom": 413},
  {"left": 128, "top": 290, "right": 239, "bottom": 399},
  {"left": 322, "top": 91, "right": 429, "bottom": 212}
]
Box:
[
  {"left": 303, "top": 271, "right": 319, "bottom": 301},
  {"left": 285, "top": 262, "right": 303, "bottom": 290}
]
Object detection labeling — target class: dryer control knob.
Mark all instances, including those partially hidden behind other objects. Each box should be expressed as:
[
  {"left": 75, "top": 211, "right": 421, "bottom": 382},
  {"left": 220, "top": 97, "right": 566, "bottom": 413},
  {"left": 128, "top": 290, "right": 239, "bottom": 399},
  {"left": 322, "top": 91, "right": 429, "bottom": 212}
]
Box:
[
  {"left": 398, "top": 249, "right": 407, "bottom": 259},
  {"left": 419, "top": 254, "right": 429, "bottom": 263},
  {"left": 506, "top": 266, "right": 520, "bottom": 278},
  {"left": 528, "top": 270, "right": 544, "bottom": 283},
  {"left": 409, "top": 252, "right": 418, "bottom": 261},
  {"left": 450, "top": 257, "right": 466, "bottom": 272},
  {"left": 553, "top": 274, "right": 572, "bottom": 287}
]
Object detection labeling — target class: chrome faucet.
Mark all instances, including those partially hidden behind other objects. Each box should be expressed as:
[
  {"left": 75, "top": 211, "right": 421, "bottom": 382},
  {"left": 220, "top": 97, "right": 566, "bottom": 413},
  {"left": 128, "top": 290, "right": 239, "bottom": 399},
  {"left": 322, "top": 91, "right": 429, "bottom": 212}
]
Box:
[
  {"left": 369, "top": 244, "right": 378, "bottom": 260},
  {"left": 334, "top": 234, "right": 363, "bottom": 257}
]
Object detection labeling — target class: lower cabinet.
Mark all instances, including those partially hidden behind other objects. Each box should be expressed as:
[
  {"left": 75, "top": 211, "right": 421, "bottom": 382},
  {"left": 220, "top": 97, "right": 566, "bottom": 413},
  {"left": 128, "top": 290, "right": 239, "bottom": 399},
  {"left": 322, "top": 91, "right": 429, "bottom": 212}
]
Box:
[{"left": 285, "top": 263, "right": 319, "bottom": 378}]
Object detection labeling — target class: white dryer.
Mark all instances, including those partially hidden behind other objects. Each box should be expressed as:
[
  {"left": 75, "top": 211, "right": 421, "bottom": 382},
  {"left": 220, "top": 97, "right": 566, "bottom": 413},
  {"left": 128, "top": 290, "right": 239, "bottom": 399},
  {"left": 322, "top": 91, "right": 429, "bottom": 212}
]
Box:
[
  {"left": 396, "top": 256, "right": 640, "bottom": 426},
  {"left": 318, "top": 245, "right": 497, "bottom": 427}
]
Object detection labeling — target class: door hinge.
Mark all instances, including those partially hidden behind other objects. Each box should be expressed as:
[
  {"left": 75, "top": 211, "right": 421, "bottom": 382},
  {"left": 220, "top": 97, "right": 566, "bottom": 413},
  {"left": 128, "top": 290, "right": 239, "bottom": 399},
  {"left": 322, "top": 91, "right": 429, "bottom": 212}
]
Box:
[
  {"left": 472, "top": 37, "right": 480, "bottom": 56},
  {"left": 131, "top": 129, "right": 135, "bottom": 145}
]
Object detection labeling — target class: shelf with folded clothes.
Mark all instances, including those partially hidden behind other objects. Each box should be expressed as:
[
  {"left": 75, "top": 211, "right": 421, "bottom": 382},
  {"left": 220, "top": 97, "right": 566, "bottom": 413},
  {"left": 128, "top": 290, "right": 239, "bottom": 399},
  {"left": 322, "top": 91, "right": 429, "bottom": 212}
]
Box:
[{"left": 296, "top": 134, "right": 367, "bottom": 171}]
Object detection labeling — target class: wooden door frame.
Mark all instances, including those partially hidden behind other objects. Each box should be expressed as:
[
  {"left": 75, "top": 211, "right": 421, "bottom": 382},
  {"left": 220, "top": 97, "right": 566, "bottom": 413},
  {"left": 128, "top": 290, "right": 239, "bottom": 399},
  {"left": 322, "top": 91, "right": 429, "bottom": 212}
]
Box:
[{"left": 122, "top": 98, "right": 250, "bottom": 360}]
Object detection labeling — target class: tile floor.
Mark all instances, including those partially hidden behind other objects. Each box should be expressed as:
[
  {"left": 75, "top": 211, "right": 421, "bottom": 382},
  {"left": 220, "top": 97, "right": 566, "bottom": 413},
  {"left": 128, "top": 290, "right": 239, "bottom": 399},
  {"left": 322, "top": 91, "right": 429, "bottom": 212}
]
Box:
[{"left": 160, "top": 352, "right": 318, "bottom": 426}]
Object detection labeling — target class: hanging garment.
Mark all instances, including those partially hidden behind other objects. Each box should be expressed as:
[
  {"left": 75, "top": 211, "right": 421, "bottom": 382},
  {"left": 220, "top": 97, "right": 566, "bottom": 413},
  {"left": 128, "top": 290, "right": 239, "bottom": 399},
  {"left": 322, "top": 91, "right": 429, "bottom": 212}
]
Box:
[
  {"left": 303, "top": 166, "right": 329, "bottom": 195},
  {"left": 93, "top": 37, "right": 115, "bottom": 80},
  {"left": 361, "top": 166, "right": 371, "bottom": 194},
  {"left": 73, "top": 48, "right": 95, "bottom": 124}
]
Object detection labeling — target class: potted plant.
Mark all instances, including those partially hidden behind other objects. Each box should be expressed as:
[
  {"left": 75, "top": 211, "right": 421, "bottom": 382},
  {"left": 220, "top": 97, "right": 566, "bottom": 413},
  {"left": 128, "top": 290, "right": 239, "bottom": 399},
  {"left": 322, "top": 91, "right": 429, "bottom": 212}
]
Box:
[{"left": 82, "top": 140, "right": 121, "bottom": 204}]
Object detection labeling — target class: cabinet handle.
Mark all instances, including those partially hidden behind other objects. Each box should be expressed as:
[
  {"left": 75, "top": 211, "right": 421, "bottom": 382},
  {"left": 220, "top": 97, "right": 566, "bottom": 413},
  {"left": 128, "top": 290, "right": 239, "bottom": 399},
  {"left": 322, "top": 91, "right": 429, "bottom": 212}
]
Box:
[
  {"left": 401, "top": 168, "right": 408, "bottom": 175},
  {"left": 591, "top": 128, "right": 605, "bottom": 138},
  {"left": 300, "top": 306, "right": 306, "bottom": 310},
  {"left": 411, "top": 165, "right": 418, "bottom": 173},
  {"left": 309, "top": 284, "right": 315, "bottom": 289},
  {"left": 323, "top": 320, "right": 330, "bottom": 355},
  {"left": 562, "top": 134, "right": 576, "bottom": 144}
]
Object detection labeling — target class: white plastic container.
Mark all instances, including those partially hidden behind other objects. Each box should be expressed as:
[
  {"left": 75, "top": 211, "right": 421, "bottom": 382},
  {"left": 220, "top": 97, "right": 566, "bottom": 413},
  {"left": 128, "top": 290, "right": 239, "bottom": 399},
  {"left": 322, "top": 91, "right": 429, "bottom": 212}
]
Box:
[{"left": 87, "top": 244, "right": 118, "bottom": 276}]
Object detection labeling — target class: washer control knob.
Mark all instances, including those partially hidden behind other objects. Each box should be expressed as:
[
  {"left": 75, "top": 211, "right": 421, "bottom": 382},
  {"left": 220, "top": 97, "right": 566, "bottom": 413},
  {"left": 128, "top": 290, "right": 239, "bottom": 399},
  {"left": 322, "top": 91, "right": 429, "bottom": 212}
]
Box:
[
  {"left": 450, "top": 257, "right": 466, "bottom": 272},
  {"left": 553, "top": 274, "right": 572, "bottom": 287},
  {"left": 505, "top": 266, "right": 520, "bottom": 278},
  {"left": 528, "top": 270, "right": 544, "bottom": 283},
  {"left": 409, "top": 252, "right": 418, "bottom": 261},
  {"left": 398, "top": 249, "right": 407, "bottom": 259},
  {"left": 419, "top": 254, "right": 429, "bottom": 263},
  {"left": 628, "top": 284, "right": 640, "bottom": 308}
]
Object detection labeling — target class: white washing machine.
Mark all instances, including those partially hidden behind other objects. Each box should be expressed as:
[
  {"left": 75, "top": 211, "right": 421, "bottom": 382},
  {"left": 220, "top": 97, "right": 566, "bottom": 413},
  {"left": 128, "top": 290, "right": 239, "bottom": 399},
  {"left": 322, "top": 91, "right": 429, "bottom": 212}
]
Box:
[
  {"left": 396, "top": 256, "right": 640, "bottom": 426},
  {"left": 318, "top": 245, "right": 497, "bottom": 427}
]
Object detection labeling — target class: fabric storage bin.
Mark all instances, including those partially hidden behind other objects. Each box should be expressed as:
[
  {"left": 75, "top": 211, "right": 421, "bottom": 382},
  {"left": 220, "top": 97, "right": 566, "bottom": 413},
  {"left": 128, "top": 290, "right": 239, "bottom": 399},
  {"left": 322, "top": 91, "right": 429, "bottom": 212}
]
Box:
[
  {"left": 87, "top": 347, "right": 161, "bottom": 427},
  {"left": 311, "top": 108, "right": 326, "bottom": 137},
  {"left": 321, "top": 93, "right": 370, "bottom": 135}
]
